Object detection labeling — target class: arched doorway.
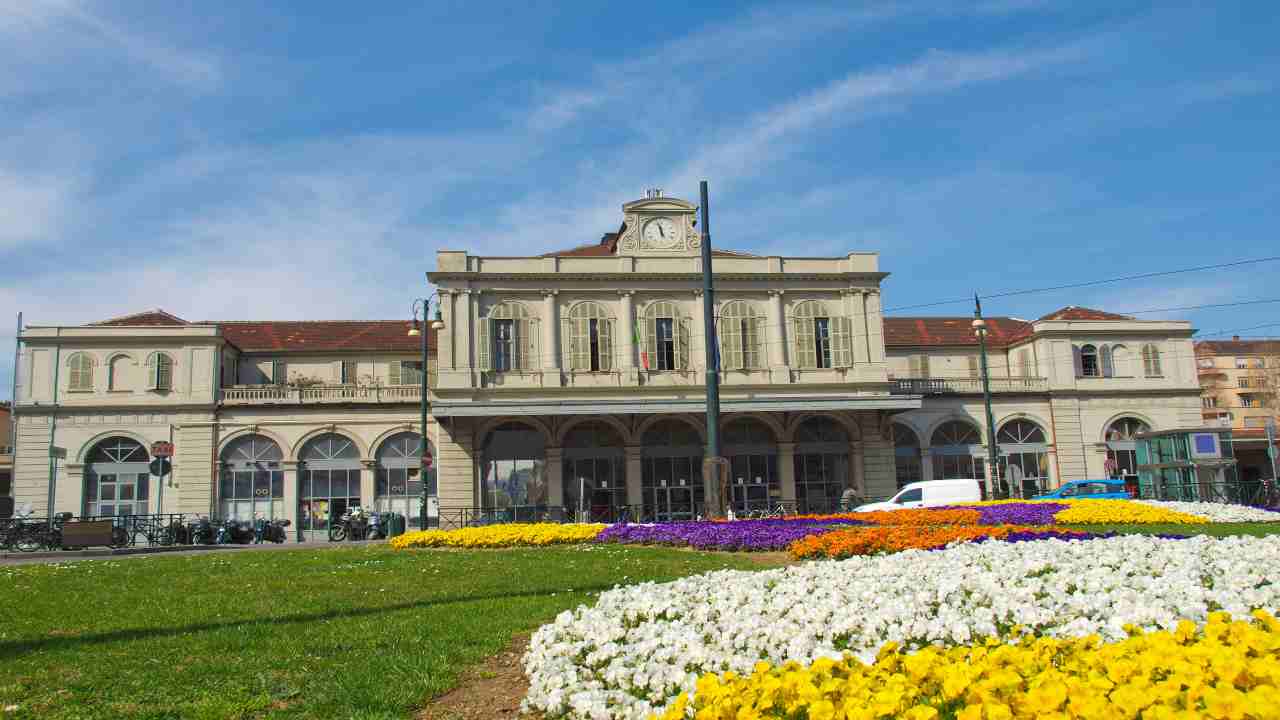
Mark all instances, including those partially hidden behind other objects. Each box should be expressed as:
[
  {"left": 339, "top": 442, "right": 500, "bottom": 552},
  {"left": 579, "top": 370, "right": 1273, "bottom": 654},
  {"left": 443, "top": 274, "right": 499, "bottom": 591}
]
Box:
[
  {"left": 641, "top": 419, "right": 703, "bottom": 521},
  {"left": 997, "top": 420, "right": 1050, "bottom": 498},
  {"left": 374, "top": 432, "right": 433, "bottom": 531},
  {"left": 892, "top": 424, "right": 922, "bottom": 489},
  {"left": 723, "top": 417, "right": 778, "bottom": 515},
  {"left": 930, "top": 420, "right": 985, "bottom": 482},
  {"left": 562, "top": 421, "right": 626, "bottom": 522},
  {"left": 84, "top": 437, "right": 150, "bottom": 517},
  {"left": 1105, "top": 417, "right": 1150, "bottom": 483},
  {"left": 299, "top": 433, "right": 362, "bottom": 540},
  {"left": 219, "top": 434, "right": 283, "bottom": 521},
  {"left": 481, "top": 422, "right": 547, "bottom": 522},
  {"left": 793, "top": 417, "right": 850, "bottom": 514}
]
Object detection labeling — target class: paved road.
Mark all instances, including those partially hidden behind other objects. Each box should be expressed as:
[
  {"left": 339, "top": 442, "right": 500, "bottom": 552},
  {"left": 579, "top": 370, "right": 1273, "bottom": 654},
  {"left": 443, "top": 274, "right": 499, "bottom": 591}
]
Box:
[{"left": 0, "top": 539, "right": 386, "bottom": 565}]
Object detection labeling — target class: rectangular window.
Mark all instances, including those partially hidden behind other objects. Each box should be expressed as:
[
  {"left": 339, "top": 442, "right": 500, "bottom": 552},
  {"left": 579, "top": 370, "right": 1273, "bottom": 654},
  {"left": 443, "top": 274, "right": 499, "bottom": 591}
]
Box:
[
  {"left": 493, "top": 319, "right": 516, "bottom": 372},
  {"left": 814, "top": 318, "right": 832, "bottom": 369},
  {"left": 1239, "top": 377, "right": 1253, "bottom": 389},
  {"left": 340, "top": 360, "right": 357, "bottom": 384},
  {"left": 1198, "top": 357, "right": 1214, "bottom": 368},
  {"left": 154, "top": 355, "right": 173, "bottom": 391},
  {"left": 272, "top": 360, "right": 287, "bottom": 385},
  {"left": 1019, "top": 349, "right": 1032, "bottom": 377},
  {"left": 588, "top": 318, "right": 602, "bottom": 372},
  {"left": 1236, "top": 358, "right": 1248, "bottom": 369},
  {"left": 655, "top": 317, "right": 676, "bottom": 371},
  {"left": 1202, "top": 396, "right": 1217, "bottom": 408},
  {"left": 400, "top": 361, "right": 423, "bottom": 385},
  {"left": 1240, "top": 396, "right": 1255, "bottom": 408}
]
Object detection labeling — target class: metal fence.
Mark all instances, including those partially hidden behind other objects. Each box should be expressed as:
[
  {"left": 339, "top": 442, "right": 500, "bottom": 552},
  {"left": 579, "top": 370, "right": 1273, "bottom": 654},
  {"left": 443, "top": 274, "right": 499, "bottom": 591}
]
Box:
[{"left": 1138, "top": 480, "right": 1279, "bottom": 507}]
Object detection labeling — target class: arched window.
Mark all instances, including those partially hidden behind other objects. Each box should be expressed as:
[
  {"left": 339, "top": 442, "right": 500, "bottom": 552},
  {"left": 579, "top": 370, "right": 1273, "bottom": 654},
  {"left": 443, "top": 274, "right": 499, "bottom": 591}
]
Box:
[
  {"left": 1111, "top": 345, "right": 1130, "bottom": 377},
  {"left": 481, "top": 422, "right": 547, "bottom": 519},
  {"left": 791, "top": 300, "right": 851, "bottom": 370},
  {"left": 562, "top": 421, "right": 626, "bottom": 521},
  {"left": 641, "top": 300, "right": 689, "bottom": 371},
  {"left": 723, "top": 417, "right": 778, "bottom": 515},
  {"left": 996, "top": 420, "right": 1050, "bottom": 497},
  {"left": 794, "top": 417, "right": 850, "bottom": 514},
  {"left": 374, "top": 432, "right": 432, "bottom": 532},
  {"left": 641, "top": 419, "right": 703, "bottom": 521},
  {"left": 108, "top": 354, "right": 133, "bottom": 391},
  {"left": 1105, "top": 417, "right": 1150, "bottom": 480},
  {"left": 717, "top": 301, "right": 765, "bottom": 371},
  {"left": 67, "top": 352, "right": 95, "bottom": 391},
  {"left": 892, "top": 424, "right": 922, "bottom": 489},
  {"left": 1142, "top": 344, "right": 1162, "bottom": 377},
  {"left": 146, "top": 352, "right": 174, "bottom": 391},
  {"left": 1076, "top": 344, "right": 1100, "bottom": 378},
  {"left": 479, "top": 302, "right": 537, "bottom": 373},
  {"left": 563, "top": 302, "right": 613, "bottom": 372},
  {"left": 930, "top": 420, "right": 985, "bottom": 481},
  {"left": 84, "top": 437, "right": 149, "bottom": 516},
  {"left": 219, "top": 434, "right": 284, "bottom": 521},
  {"left": 299, "top": 433, "right": 362, "bottom": 540}
]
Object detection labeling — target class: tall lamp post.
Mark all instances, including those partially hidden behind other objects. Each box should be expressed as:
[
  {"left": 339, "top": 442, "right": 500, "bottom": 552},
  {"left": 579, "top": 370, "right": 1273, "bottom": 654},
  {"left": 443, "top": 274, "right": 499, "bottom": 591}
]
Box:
[
  {"left": 408, "top": 296, "right": 445, "bottom": 529},
  {"left": 972, "top": 295, "right": 1001, "bottom": 499}
]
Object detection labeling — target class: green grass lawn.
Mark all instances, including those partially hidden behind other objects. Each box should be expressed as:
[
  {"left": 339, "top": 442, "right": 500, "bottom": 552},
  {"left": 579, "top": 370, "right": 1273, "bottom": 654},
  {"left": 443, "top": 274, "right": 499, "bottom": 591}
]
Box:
[
  {"left": 0, "top": 545, "right": 774, "bottom": 720},
  {"left": 1061, "top": 522, "right": 1280, "bottom": 537}
]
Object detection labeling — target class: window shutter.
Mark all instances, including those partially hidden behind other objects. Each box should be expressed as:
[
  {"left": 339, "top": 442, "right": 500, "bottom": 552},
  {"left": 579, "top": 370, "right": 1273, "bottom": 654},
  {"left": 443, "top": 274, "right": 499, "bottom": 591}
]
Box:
[
  {"left": 562, "top": 318, "right": 575, "bottom": 370},
  {"left": 718, "top": 314, "right": 738, "bottom": 371},
  {"left": 145, "top": 354, "right": 158, "bottom": 390},
  {"left": 677, "top": 317, "right": 691, "bottom": 370},
  {"left": 1072, "top": 345, "right": 1083, "bottom": 378},
  {"left": 156, "top": 354, "right": 173, "bottom": 391},
  {"left": 749, "top": 316, "right": 765, "bottom": 369},
  {"left": 341, "top": 360, "right": 357, "bottom": 384},
  {"left": 599, "top": 319, "right": 614, "bottom": 371},
  {"left": 272, "top": 360, "right": 287, "bottom": 385},
  {"left": 792, "top": 317, "right": 815, "bottom": 369},
  {"left": 967, "top": 354, "right": 979, "bottom": 379},
  {"left": 526, "top": 317, "right": 540, "bottom": 371},
  {"left": 833, "top": 316, "right": 853, "bottom": 368},
  {"left": 1101, "top": 345, "right": 1113, "bottom": 377},
  {"left": 388, "top": 361, "right": 402, "bottom": 385},
  {"left": 477, "top": 319, "right": 491, "bottom": 371},
  {"left": 645, "top": 314, "right": 657, "bottom": 370}
]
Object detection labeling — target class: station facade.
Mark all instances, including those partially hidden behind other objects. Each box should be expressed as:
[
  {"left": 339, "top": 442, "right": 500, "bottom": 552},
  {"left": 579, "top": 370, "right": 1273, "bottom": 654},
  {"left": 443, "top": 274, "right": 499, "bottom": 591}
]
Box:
[{"left": 8, "top": 191, "right": 1204, "bottom": 529}]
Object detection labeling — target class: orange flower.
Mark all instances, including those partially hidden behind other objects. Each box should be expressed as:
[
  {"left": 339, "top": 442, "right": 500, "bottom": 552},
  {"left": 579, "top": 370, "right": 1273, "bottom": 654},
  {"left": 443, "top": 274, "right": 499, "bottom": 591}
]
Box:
[
  {"left": 788, "top": 525, "right": 1068, "bottom": 560},
  {"left": 794, "top": 508, "right": 983, "bottom": 527}
]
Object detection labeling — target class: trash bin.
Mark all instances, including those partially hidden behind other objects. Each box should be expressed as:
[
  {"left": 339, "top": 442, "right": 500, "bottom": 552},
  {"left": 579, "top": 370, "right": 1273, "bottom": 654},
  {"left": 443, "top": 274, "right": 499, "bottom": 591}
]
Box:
[{"left": 386, "top": 512, "right": 405, "bottom": 538}]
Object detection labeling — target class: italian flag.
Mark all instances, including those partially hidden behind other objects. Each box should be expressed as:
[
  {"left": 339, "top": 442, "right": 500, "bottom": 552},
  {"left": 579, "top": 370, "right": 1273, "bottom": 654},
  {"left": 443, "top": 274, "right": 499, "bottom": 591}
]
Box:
[{"left": 635, "top": 323, "right": 649, "bottom": 370}]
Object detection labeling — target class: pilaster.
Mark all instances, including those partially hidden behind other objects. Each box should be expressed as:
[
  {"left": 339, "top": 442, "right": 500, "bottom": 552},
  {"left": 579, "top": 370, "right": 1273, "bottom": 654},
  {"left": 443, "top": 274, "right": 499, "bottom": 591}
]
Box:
[
  {"left": 767, "top": 290, "right": 790, "bottom": 383},
  {"left": 545, "top": 446, "right": 564, "bottom": 508},
  {"left": 851, "top": 290, "right": 870, "bottom": 364},
  {"left": 851, "top": 440, "right": 866, "bottom": 497},
  {"left": 541, "top": 290, "right": 561, "bottom": 386},
  {"left": 865, "top": 289, "right": 885, "bottom": 363},
  {"left": 625, "top": 445, "right": 643, "bottom": 508},
  {"left": 282, "top": 460, "right": 300, "bottom": 540},
  {"left": 778, "top": 441, "right": 796, "bottom": 504},
  {"left": 618, "top": 291, "right": 636, "bottom": 370}
]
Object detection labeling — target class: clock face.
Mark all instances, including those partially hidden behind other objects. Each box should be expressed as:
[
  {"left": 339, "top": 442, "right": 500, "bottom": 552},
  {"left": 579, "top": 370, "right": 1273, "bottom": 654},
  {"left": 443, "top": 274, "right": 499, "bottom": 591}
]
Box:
[{"left": 642, "top": 217, "right": 680, "bottom": 249}]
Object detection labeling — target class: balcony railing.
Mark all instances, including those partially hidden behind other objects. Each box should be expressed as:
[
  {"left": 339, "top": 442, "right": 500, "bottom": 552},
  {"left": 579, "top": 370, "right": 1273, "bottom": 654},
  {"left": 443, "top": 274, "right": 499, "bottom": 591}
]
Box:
[
  {"left": 220, "top": 384, "right": 423, "bottom": 405},
  {"left": 891, "top": 376, "right": 1049, "bottom": 395}
]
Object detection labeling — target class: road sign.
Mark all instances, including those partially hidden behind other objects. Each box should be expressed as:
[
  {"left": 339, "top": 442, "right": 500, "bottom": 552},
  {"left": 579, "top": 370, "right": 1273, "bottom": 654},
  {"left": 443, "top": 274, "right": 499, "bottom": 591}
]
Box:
[
  {"left": 151, "top": 441, "right": 175, "bottom": 458},
  {"left": 49, "top": 446, "right": 66, "bottom": 459},
  {"left": 149, "top": 458, "right": 172, "bottom": 476}
]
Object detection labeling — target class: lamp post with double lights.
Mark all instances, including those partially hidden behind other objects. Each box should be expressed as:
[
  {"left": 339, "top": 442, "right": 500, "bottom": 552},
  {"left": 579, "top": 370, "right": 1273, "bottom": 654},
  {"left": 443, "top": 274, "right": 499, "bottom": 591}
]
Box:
[
  {"left": 972, "top": 295, "right": 1001, "bottom": 500},
  {"left": 408, "top": 296, "right": 445, "bottom": 529}
]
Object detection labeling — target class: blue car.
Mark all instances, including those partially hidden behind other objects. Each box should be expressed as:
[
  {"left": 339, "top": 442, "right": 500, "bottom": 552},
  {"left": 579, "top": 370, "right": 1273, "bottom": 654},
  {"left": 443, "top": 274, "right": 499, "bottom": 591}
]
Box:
[{"left": 1033, "top": 479, "right": 1131, "bottom": 500}]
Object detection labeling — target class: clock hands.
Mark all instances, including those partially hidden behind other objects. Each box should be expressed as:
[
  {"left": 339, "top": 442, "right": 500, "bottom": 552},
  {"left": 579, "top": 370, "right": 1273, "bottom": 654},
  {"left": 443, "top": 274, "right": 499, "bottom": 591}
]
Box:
[{"left": 658, "top": 223, "right": 665, "bottom": 239}]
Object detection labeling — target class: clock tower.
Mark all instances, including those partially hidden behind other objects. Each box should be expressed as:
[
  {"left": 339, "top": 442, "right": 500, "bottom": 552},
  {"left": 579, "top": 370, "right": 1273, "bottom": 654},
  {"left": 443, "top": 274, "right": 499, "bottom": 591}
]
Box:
[{"left": 616, "top": 188, "right": 700, "bottom": 256}]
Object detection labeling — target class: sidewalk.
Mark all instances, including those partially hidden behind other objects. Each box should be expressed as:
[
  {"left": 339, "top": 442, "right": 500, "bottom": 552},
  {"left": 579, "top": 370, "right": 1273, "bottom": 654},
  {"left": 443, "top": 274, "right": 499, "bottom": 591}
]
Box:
[{"left": 0, "top": 539, "right": 385, "bottom": 565}]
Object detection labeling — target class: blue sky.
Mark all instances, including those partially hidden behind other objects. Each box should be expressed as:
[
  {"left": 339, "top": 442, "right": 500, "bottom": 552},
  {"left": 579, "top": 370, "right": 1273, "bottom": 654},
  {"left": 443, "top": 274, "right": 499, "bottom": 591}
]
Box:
[{"left": 2, "top": 1, "right": 1278, "bottom": 398}]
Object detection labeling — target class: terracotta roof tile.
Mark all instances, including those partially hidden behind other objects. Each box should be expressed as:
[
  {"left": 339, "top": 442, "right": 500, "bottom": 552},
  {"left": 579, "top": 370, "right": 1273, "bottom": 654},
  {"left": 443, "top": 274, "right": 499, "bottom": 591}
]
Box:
[
  {"left": 91, "top": 309, "right": 190, "bottom": 326},
  {"left": 1195, "top": 339, "right": 1280, "bottom": 355},
  {"left": 215, "top": 321, "right": 433, "bottom": 353},
  {"left": 883, "top": 317, "right": 1032, "bottom": 348},
  {"left": 1037, "top": 306, "right": 1134, "bottom": 321}
]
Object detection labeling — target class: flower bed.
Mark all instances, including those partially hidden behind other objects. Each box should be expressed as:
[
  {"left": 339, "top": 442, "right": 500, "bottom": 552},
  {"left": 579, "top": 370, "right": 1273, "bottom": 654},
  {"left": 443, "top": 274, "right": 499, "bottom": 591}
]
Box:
[
  {"left": 1140, "top": 499, "right": 1280, "bottom": 523},
  {"left": 388, "top": 522, "right": 605, "bottom": 549},
  {"left": 802, "top": 499, "right": 1210, "bottom": 526},
  {"left": 596, "top": 519, "right": 862, "bottom": 552},
  {"left": 787, "top": 525, "right": 1098, "bottom": 560},
  {"left": 655, "top": 609, "right": 1280, "bottom": 720},
  {"left": 522, "top": 534, "right": 1280, "bottom": 719}
]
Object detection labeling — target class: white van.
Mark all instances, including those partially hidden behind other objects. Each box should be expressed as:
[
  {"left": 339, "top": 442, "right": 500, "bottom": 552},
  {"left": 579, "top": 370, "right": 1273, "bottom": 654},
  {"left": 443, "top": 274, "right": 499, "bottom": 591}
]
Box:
[{"left": 852, "top": 479, "right": 981, "bottom": 512}]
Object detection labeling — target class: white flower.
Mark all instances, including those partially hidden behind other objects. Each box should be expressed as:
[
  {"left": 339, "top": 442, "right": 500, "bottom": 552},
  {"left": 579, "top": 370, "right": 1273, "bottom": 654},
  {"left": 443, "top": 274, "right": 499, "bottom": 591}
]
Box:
[
  {"left": 523, "top": 534, "right": 1280, "bottom": 720},
  {"left": 1137, "top": 499, "right": 1280, "bottom": 523}
]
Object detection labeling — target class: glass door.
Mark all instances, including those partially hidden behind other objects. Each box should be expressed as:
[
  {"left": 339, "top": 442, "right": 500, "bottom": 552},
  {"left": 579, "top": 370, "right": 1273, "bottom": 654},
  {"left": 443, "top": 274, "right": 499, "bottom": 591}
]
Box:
[{"left": 299, "top": 468, "right": 361, "bottom": 541}]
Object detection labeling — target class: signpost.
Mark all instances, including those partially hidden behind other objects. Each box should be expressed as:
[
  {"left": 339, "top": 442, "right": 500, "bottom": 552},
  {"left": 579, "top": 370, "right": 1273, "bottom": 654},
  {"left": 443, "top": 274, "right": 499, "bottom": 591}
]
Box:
[{"left": 151, "top": 441, "right": 174, "bottom": 514}]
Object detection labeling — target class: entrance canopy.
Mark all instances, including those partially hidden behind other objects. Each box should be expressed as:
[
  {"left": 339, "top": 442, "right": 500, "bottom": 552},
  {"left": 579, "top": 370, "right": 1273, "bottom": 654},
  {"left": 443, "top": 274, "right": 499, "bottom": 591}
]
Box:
[{"left": 430, "top": 395, "right": 920, "bottom": 417}]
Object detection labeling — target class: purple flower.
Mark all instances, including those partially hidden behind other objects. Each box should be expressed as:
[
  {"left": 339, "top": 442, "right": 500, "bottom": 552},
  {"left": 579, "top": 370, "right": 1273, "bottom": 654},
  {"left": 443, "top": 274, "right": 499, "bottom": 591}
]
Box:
[{"left": 595, "top": 519, "right": 859, "bottom": 551}]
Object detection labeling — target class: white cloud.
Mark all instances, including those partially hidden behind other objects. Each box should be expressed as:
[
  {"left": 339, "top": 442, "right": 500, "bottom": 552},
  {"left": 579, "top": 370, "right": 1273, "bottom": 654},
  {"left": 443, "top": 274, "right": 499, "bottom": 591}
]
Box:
[{"left": 0, "top": 170, "right": 80, "bottom": 249}]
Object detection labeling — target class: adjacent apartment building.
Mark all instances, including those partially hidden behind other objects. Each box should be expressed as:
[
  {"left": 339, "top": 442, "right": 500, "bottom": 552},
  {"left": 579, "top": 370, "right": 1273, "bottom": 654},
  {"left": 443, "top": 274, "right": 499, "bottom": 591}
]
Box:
[
  {"left": 7, "top": 190, "right": 1204, "bottom": 531},
  {"left": 1196, "top": 337, "right": 1280, "bottom": 482}
]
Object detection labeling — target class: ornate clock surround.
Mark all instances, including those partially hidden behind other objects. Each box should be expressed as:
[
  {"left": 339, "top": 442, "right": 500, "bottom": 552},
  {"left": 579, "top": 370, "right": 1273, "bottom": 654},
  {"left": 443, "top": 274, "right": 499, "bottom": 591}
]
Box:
[{"left": 617, "top": 191, "right": 700, "bottom": 256}]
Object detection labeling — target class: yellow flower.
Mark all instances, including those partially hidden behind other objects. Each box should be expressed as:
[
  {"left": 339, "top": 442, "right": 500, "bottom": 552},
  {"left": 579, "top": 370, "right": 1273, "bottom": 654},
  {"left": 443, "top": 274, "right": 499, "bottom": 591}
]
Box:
[{"left": 389, "top": 522, "right": 605, "bottom": 549}]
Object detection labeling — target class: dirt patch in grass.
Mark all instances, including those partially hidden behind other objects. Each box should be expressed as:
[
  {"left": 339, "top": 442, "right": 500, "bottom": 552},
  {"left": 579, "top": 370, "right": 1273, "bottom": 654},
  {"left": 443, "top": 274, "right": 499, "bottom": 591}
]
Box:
[{"left": 418, "top": 635, "right": 537, "bottom": 720}]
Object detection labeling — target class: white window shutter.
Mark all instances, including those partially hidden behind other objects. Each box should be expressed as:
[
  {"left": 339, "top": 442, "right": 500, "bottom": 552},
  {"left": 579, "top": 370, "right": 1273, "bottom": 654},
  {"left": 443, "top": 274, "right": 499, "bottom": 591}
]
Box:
[
  {"left": 1101, "top": 345, "right": 1114, "bottom": 377},
  {"left": 717, "top": 314, "right": 736, "bottom": 371},
  {"left": 677, "top": 317, "right": 691, "bottom": 370},
  {"left": 525, "top": 318, "right": 540, "bottom": 371},
  {"left": 156, "top": 354, "right": 173, "bottom": 390},
  {"left": 145, "top": 354, "right": 158, "bottom": 390},
  {"left": 561, "top": 318, "right": 574, "bottom": 370},
  {"left": 388, "top": 361, "right": 402, "bottom": 385},
  {"left": 644, "top": 314, "right": 657, "bottom": 369},
  {"left": 833, "top": 316, "right": 853, "bottom": 368},
  {"left": 1072, "top": 345, "right": 1083, "bottom": 378},
  {"left": 789, "top": 318, "right": 807, "bottom": 369},
  {"left": 599, "top": 319, "right": 614, "bottom": 371},
  {"left": 477, "top": 319, "right": 491, "bottom": 371},
  {"left": 272, "top": 360, "right": 287, "bottom": 385}
]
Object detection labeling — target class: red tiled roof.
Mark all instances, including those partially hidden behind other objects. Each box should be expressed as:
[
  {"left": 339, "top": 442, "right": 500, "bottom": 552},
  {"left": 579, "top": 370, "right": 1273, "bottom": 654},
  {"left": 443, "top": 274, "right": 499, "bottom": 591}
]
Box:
[
  {"left": 1195, "top": 339, "right": 1280, "bottom": 355},
  {"left": 542, "top": 223, "right": 757, "bottom": 258},
  {"left": 1037, "top": 306, "right": 1134, "bottom": 321},
  {"left": 216, "top": 321, "right": 431, "bottom": 353},
  {"left": 883, "top": 317, "right": 1033, "bottom": 348},
  {"left": 91, "top": 309, "right": 190, "bottom": 326}
]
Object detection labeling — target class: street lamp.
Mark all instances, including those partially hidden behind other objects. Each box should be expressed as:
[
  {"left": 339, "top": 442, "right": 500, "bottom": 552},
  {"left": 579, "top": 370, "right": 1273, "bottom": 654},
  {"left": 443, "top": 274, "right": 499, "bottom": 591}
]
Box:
[
  {"left": 972, "top": 295, "right": 1001, "bottom": 500},
  {"left": 409, "top": 296, "right": 445, "bottom": 529}
]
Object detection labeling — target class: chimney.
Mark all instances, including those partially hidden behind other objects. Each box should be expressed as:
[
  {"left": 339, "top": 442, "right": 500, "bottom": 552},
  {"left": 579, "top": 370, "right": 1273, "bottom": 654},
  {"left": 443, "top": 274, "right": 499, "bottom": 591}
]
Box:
[{"left": 1233, "top": 335, "right": 1241, "bottom": 341}]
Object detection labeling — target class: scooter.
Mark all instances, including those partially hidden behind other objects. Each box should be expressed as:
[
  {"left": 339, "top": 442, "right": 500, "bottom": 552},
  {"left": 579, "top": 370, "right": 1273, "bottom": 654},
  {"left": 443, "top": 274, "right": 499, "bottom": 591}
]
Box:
[
  {"left": 189, "top": 516, "right": 215, "bottom": 545},
  {"left": 366, "top": 511, "right": 384, "bottom": 541},
  {"left": 261, "top": 518, "right": 291, "bottom": 543}
]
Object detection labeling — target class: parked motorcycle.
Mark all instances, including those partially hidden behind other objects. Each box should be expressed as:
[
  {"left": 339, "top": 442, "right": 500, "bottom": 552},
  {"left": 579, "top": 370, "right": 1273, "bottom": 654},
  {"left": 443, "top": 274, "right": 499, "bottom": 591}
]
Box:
[
  {"left": 216, "top": 519, "right": 254, "bottom": 545},
  {"left": 328, "top": 506, "right": 369, "bottom": 542},
  {"left": 257, "top": 518, "right": 291, "bottom": 544}
]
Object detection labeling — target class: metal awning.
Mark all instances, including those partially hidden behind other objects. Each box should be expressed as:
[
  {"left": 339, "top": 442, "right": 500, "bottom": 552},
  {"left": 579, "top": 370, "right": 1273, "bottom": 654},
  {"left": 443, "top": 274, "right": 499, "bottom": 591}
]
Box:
[{"left": 430, "top": 395, "right": 922, "bottom": 417}]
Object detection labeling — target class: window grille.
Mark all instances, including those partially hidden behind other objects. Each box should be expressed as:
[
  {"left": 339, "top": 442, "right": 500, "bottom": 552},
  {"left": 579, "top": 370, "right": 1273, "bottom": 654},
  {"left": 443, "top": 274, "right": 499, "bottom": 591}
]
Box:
[
  {"left": 717, "top": 301, "right": 765, "bottom": 371},
  {"left": 479, "top": 301, "right": 538, "bottom": 372},
  {"left": 67, "top": 352, "right": 94, "bottom": 391}
]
